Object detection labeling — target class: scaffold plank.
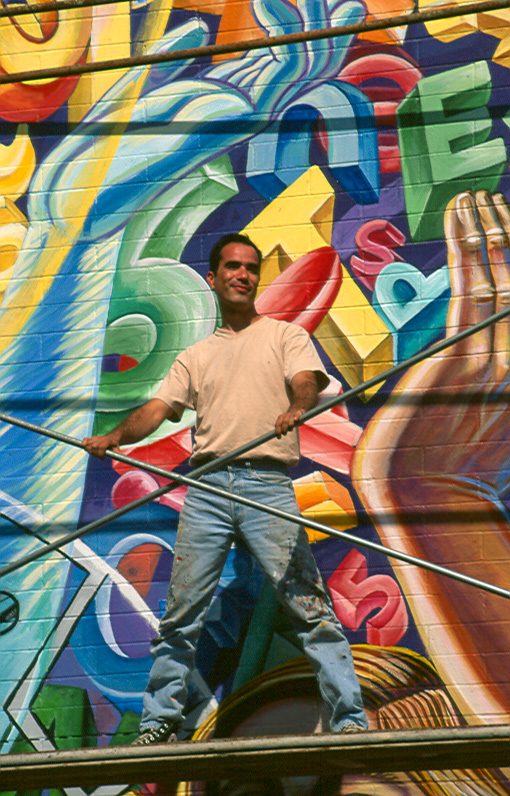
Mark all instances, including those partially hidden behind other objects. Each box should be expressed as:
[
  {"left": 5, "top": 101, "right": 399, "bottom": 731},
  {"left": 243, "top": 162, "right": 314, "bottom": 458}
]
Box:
[{"left": 1, "top": 726, "right": 509, "bottom": 789}]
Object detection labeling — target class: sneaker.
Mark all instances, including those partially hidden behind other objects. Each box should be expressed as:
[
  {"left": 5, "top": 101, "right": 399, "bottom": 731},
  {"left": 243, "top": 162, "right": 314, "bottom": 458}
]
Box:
[
  {"left": 132, "top": 722, "right": 179, "bottom": 745},
  {"left": 338, "top": 722, "right": 365, "bottom": 734}
]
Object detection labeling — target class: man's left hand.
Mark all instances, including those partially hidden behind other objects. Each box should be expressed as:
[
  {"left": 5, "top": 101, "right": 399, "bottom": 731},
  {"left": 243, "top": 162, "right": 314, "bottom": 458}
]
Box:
[
  {"left": 275, "top": 371, "right": 320, "bottom": 437},
  {"left": 275, "top": 407, "right": 306, "bottom": 438}
]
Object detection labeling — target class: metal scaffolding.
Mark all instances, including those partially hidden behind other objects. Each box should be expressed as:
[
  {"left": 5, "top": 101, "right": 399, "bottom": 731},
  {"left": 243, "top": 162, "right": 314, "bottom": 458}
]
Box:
[
  {"left": 1, "top": 303, "right": 510, "bottom": 600},
  {"left": 2, "top": 0, "right": 510, "bottom": 84},
  {"left": 1, "top": 1, "right": 510, "bottom": 788},
  {"left": 1, "top": 725, "right": 510, "bottom": 788}
]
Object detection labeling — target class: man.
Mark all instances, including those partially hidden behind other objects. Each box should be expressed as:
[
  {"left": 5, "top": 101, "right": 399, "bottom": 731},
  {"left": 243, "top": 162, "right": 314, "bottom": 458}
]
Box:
[{"left": 83, "top": 233, "right": 367, "bottom": 743}]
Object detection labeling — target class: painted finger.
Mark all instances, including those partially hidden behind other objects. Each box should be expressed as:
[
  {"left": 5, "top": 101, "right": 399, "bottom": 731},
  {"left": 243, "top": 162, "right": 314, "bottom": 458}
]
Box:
[
  {"left": 444, "top": 191, "right": 493, "bottom": 357},
  {"left": 208, "top": 52, "right": 268, "bottom": 88},
  {"left": 254, "top": 0, "right": 302, "bottom": 38},
  {"left": 298, "top": 0, "right": 332, "bottom": 80},
  {"left": 251, "top": 0, "right": 307, "bottom": 108},
  {"left": 326, "top": 1, "right": 366, "bottom": 81},
  {"left": 478, "top": 191, "right": 510, "bottom": 373}
]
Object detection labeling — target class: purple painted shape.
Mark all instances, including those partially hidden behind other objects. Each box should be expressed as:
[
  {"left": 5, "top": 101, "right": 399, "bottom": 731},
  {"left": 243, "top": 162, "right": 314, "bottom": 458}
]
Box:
[{"left": 332, "top": 178, "right": 405, "bottom": 260}]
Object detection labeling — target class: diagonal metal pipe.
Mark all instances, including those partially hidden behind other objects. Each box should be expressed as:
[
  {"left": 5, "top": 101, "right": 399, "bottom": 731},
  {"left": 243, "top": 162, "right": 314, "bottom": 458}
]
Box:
[
  {"left": 1, "top": 303, "right": 510, "bottom": 600},
  {"left": 1, "top": 0, "right": 510, "bottom": 84},
  {"left": 1, "top": 425, "right": 508, "bottom": 598}
]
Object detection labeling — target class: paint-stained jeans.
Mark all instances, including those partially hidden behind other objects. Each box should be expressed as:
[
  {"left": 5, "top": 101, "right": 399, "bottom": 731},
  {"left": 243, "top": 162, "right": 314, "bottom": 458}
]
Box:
[{"left": 140, "top": 464, "right": 367, "bottom": 732}]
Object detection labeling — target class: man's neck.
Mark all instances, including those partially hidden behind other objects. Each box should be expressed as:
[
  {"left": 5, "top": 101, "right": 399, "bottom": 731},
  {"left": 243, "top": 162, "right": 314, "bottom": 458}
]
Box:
[{"left": 219, "top": 307, "right": 261, "bottom": 332}]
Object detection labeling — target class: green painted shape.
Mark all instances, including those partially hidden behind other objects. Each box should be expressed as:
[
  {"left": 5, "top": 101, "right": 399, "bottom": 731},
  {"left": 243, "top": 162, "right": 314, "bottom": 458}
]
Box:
[
  {"left": 142, "top": 154, "right": 238, "bottom": 262},
  {"left": 0, "top": 685, "right": 97, "bottom": 796},
  {"left": 95, "top": 258, "right": 217, "bottom": 417},
  {"left": 397, "top": 61, "right": 506, "bottom": 242},
  {"left": 233, "top": 581, "right": 281, "bottom": 691},
  {"left": 264, "top": 633, "right": 303, "bottom": 672},
  {"left": 117, "top": 153, "right": 239, "bottom": 268},
  {"left": 0, "top": 704, "right": 143, "bottom": 796},
  {"left": 93, "top": 155, "right": 237, "bottom": 431},
  {"left": 110, "top": 709, "right": 141, "bottom": 746},
  {"left": 31, "top": 683, "right": 97, "bottom": 751},
  {"left": 233, "top": 582, "right": 304, "bottom": 691}
]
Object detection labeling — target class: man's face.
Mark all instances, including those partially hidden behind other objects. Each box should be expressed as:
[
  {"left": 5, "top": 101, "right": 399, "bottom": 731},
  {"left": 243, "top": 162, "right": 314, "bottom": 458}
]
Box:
[{"left": 207, "top": 242, "right": 261, "bottom": 311}]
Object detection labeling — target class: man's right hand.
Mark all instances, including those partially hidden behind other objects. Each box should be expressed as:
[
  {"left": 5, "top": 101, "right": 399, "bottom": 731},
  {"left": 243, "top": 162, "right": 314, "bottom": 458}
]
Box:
[
  {"left": 82, "top": 398, "right": 172, "bottom": 459},
  {"left": 82, "top": 433, "right": 121, "bottom": 460}
]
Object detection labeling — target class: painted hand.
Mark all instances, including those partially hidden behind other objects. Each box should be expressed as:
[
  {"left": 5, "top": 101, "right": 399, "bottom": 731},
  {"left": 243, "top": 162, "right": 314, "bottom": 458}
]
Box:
[
  {"left": 207, "top": 0, "right": 365, "bottom": 111},
  {"left": 33, "top": 0, "right": 365, "bottom": 238},
  {"left": 352, "top": 190, "right": 510, "bottom": 725}
]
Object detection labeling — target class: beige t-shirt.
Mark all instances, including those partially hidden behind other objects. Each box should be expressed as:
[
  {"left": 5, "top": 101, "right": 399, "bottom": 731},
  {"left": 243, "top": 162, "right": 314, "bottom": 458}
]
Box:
[{"left": 154, "top": 316, "right": 329, "bottom": 466}]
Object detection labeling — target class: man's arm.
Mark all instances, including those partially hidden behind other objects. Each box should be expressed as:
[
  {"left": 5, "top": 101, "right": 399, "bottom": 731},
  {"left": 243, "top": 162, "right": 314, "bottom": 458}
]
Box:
[
  {"left": 275, "top": 371, "right": 319, "bottom": 438},
  {"left": 82, "top": 398, "right": 174, "bottom": 459}
]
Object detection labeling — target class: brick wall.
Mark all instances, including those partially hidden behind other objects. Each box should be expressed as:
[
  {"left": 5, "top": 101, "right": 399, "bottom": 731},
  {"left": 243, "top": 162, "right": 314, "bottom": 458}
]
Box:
[{"left": 0, "top": 1, "right": 509, "bottom": 793}]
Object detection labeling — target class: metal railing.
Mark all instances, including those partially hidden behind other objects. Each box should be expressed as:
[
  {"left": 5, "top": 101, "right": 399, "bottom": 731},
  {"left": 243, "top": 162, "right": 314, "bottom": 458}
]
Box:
[
  {"left": 1, "top": 0, "right": 510, "bottom": 84},
  {"left": 1, "top": 304, "right": 510, "bottom": 600}
]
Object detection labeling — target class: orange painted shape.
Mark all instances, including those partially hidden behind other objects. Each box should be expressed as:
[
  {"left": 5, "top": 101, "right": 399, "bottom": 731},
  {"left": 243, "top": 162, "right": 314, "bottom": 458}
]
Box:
[
  {"left": 358, "top": 17, "right": 408, "bottom": 45},
  {"left": 213, "top": 0, "right": 261, "bottom": 63},
  {"left": 174, "top": 0, "right": 227, "bottom": 13},
  {"left": 364, "top": 0, "right": 413, "bottom": 18},
  {"left": 0, "top": 68, "right": 83, "bottom": 123},
  {"left": 211, "top": 0, "right": 297, "bottom": 63},
  {"left": 294, "top": 471, "right": 329, "bottom": 512},
  {"left": 0, "top": 1, "right": 90, "bottom": 121},
  {"left": 357, "top": 0, "right": 414, "bottom": 44},
  {"left": 117, "top": 543, "right": 163, "bottom": 598},
  {"left": 293, "top": 471, "right": 357, "bottom": 543}
]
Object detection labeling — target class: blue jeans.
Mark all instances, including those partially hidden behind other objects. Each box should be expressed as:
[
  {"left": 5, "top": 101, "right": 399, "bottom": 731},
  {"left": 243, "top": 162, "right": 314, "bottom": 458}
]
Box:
[{"left": 140, "top": 464, "right": 367, "bottom": 732}]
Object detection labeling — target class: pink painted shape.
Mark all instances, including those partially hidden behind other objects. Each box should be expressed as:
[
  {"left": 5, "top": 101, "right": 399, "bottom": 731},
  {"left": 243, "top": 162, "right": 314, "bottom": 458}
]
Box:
[
  {"left": 300, "top": 413, "right": 362, "bottom": 476},
  {"left": 112, "top": 427, "right": 193, "bottom": 477},
  {"left": 255, "top": 246, "right": 342, "bottom": 334},
  {"left": 111, "top": 470, "right": 188, "bottom": 513},
  {"left": 327, "top": 549, "right": 408, "bottom": 646},
  {"left": 316, "top": 375, "right": 349, "bottom": 420},
  {"left": 350, "top": 218, "right": 406, "bottom": 291}
]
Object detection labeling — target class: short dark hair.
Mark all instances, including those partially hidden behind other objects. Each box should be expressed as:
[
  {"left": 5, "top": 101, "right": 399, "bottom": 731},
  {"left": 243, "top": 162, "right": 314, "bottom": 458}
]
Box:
[{"left": 209, "top": 233, "right": 262, "bottom": 275}]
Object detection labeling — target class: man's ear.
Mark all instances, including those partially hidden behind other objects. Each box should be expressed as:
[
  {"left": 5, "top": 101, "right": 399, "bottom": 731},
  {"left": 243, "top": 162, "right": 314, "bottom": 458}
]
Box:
[{"left": 206, "top": 271, "right": 215, "bottom": 290}]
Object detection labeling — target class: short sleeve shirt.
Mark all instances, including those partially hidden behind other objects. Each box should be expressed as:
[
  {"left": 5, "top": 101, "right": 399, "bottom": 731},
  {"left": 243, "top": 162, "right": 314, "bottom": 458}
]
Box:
[{"left": 154, "top": 316, "right": 329, "bottom": 465}]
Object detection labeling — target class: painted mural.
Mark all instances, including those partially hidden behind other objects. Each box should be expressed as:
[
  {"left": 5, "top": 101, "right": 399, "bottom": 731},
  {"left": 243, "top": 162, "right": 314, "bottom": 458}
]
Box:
[{"left": 0, "top": 0, "right": 509, "bottom": 794}]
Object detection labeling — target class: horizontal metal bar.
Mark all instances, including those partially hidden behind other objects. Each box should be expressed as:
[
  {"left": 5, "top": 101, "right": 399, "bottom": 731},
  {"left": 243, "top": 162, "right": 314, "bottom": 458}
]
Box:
[
  {"left": 0, "top": 0, "right": 131, "bottom": 17},
  {"left": 1, "top": 725, "right": 509, "bottom": 788},
  {"left": 0, "top": 0, "right": 505, "bottom": 20},
  {"left": 1, "top": 0, "right": 510, "bottom": 85}
]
